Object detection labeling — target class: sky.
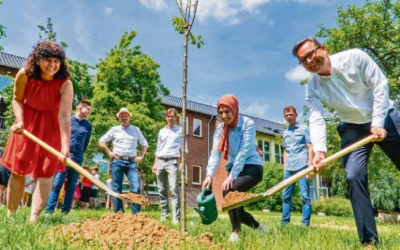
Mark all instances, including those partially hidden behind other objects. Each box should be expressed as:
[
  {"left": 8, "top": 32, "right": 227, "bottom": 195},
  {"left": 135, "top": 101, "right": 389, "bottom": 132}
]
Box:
[{"left": 0, "top": 0, "right": 365, "bottom": 123}]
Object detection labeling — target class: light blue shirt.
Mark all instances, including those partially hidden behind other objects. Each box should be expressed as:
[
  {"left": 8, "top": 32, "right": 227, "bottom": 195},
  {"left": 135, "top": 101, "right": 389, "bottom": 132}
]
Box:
[
  {"left": 206, "top": 116, "right": 263, "bottom": 179},
  {"left": 283, "top": 123, "right": 311, "bottom": 171},
  {"left": 306, "top": 49, "right": 394, "bottom": 152}
]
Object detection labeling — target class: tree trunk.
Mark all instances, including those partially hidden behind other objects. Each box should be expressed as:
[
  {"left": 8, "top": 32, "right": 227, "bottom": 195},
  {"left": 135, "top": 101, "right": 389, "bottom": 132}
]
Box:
[{"left": 180, "top": 25, "right": 189, "bottom": 233}]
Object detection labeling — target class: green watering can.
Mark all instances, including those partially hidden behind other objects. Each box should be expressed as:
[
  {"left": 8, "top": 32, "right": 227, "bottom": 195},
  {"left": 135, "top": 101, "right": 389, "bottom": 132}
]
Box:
[{"left": 194, "top": 188, "right": 218, "bottom": 225}]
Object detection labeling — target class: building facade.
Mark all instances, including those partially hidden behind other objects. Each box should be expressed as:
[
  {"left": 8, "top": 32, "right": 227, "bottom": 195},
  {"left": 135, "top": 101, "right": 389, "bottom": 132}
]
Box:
[{"left": 161, "top": 95, "right": 284, "bottom": 207}]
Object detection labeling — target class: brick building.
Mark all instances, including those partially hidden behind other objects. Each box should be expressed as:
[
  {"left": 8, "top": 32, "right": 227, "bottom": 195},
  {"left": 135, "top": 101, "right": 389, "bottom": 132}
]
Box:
[{"left": 161, "top": 96, "right": 285, "bottom": 208}]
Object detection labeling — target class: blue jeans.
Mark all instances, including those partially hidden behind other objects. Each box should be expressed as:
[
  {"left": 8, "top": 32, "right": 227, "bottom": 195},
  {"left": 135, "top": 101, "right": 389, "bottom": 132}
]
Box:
[
  {"left": 45, "top": 162, "right": 81, "bottom": 214},
  {"left": 112, "top": 158, "right": 141, "bottom": 214},
  {"left": 282, "top": 166, "right": 312, "bottom": 225}
]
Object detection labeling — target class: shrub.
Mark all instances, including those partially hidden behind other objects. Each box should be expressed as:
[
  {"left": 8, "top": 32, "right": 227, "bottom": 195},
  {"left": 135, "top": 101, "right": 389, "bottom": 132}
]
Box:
[
  {"left": 369, "top": 169, "right": 400, "bottom": 212},
  {"left": 246, "top": 162, "right": 302, "bottom": 212},
  {"left": 330, "top": 170, "right": 349, "bottom": 199},
  {"left": 312, "top": 197, "right": 353, "bottom": 217}
]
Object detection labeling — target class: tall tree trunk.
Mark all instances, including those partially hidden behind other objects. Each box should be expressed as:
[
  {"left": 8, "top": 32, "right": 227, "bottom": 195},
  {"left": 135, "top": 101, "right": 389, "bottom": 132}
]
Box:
[{"left": 180, "top": 25, "right": 189, "bottom": 233}]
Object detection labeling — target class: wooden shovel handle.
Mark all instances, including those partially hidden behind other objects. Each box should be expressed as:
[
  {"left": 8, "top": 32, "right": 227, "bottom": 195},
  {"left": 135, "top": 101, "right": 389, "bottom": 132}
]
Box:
[
  {"left": 263, "top": 135, "right": 374, "bottom": 197},
  {"left": 22, "top": 129, "right": 109, "bottom": 192}
]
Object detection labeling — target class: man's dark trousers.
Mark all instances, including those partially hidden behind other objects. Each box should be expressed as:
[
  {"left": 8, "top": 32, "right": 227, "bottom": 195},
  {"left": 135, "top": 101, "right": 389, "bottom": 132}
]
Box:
[{"left": 337, "top": 109, "right": 400, "bottom": 244}]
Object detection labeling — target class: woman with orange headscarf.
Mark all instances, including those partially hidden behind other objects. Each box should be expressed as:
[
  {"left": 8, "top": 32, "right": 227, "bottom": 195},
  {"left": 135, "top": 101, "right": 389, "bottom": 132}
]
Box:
[{"left": 202, "top": 94, "right": 265, "bottom": 243}]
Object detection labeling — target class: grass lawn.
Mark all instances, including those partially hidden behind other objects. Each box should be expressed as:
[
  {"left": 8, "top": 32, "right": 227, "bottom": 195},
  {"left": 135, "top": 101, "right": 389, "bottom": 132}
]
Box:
[{"left": 0, "top": 206, "right": 399, "bottom": 249}]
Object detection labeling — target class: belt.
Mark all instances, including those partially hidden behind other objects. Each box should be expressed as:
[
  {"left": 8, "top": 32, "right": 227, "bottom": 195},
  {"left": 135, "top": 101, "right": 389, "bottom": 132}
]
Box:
[
  {"left": 159, "top": 157, "right": 178, "bottom": 161},
  {"left": 115, "top": 154, "right": 134, "bottom": 160}
]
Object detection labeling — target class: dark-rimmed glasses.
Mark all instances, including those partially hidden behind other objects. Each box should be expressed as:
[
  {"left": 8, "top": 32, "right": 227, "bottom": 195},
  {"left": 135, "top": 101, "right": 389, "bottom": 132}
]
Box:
[{"left": 298, "top": 45, "right": 321, "bottom": 65}]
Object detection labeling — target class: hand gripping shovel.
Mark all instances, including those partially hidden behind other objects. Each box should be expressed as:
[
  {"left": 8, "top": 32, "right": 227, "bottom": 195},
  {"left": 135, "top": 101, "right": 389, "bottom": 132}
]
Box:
[
  {"left": 22, "top": 129, "right": 148, "bottom": 205},
  {"left": 221, "top": 135, "right": 374, "bottom": 212}
]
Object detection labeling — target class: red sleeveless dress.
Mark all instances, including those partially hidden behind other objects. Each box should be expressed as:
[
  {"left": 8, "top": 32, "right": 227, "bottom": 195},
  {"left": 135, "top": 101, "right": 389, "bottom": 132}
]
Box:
[{"left": 0, "top": 77, "right": 68, "bottom": 178}]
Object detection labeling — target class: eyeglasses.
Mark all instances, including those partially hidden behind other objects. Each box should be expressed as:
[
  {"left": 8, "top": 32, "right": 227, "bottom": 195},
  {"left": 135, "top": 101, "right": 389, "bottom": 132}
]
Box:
[
  {"left": 298, "top": 46, "right": 321, "bottom": 65},
  {"left": 166, "top": 116, "right": 176, "bottom": 118}
]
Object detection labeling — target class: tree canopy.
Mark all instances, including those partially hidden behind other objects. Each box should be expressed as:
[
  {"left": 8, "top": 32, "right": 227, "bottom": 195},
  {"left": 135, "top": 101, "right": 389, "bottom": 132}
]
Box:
[{"left": 87, "top": 30, "right": 169, "bottom": 185}]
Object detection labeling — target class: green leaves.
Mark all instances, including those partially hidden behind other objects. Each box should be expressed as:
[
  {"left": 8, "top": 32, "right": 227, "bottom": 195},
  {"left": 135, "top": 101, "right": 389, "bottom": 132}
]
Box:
[
  {"left": 0, "top": 1, "right": 6, "bottom": 51},
  {"left": 172, "top": 16, "right": 204, "bottom": 49},
  {"left": 38, "top": 18, "right": 68, "bottom": 48},
  {"left": 370, "top": 168, "right": 400, "bottom": 211},
  {"left": 67, "top": 58, "right": 94, "bottom": 106},
  {"left": 88, "top": 30, "right": 169, "bottom": 185}
]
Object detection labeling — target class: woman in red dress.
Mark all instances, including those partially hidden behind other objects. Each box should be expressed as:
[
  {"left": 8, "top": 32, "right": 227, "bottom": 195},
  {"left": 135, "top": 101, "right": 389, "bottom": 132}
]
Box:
[{"left": 0, "top": 41, "right": 73, "bottom": 223}]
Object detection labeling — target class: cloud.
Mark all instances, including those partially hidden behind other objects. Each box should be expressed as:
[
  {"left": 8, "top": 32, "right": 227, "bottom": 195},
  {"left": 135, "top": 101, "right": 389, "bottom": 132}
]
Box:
[
  {"left": 138, "top": 0, "right": 325, "bottom": 25},
  {"left": 241, "top": 102, "right": 270, "bottom": 119},
  {"left": 285, "top": 65, "right": 311, "bottom": 82},
  {"left": 139, "top": 0, "right": 273, "bottom": 25},
  {"left": 192, "top": 94, "right": 219, "bottom": 107},
  {"left": 139, "top": 0, "right": 167, "bottom": 10},
  {"left": 104, "top": 7, "right": 113, "bottom": 15}
]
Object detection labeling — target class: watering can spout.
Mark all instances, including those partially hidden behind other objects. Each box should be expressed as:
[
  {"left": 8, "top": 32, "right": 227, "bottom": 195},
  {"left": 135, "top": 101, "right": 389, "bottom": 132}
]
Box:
[
  {"left": 194, "top": 188, "right": 218, "bottom": 225},
  {"left": 193, "top": 207, "right": 208, "bottom": 221}
]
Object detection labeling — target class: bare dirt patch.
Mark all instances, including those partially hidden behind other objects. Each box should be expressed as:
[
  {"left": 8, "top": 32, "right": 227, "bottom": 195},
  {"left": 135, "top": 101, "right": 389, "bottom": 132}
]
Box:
[
  {"left": 50, "top": 212, "right": 223, "bottom": 250},
  {"left": 222, "top": 191, "right": 259, "bottom": 208},
  {"left": 118, "top": 193, "right": 149, "bottom": 206}
]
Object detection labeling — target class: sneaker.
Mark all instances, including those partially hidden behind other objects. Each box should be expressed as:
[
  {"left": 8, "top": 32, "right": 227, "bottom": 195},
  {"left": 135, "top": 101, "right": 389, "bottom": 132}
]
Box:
[
  {"left": 258, "top": 224, "right": 267, "bottom": 234},
  {"left": 173, "top": 218, "right": 179, "bottom": 225},
  {"left": 228, "top": 232, "right": 240, "bottom": 243}
]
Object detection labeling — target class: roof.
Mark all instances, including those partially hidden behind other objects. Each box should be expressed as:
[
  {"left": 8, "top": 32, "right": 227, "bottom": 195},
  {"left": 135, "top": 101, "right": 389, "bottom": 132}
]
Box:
[
  {"left": 0, "top": 52, "right": 27, "bottom": 69},
  {"left": 161, "top": 95, "right": 284, "bottom": 136}
]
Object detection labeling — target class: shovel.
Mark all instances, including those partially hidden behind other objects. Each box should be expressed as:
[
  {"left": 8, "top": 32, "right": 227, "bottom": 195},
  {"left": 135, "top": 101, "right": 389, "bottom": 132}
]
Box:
[
  {"left": 221, "top": 135, "right": 375, "bottom": 212},
  {"left": 22, "top": 129, "right": 148, "bottom": 205}
]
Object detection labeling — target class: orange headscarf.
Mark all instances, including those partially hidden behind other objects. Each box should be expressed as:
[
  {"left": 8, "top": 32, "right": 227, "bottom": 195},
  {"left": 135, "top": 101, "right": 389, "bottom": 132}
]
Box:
[{"left": 217, "top": 94, "right": 239, "bottom": 160}]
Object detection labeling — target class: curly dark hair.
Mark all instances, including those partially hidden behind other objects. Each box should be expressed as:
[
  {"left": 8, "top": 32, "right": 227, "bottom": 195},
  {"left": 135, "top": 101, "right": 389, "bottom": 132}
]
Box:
[{"left": 24, "top": 41, "right": 70, "bottom": 80}]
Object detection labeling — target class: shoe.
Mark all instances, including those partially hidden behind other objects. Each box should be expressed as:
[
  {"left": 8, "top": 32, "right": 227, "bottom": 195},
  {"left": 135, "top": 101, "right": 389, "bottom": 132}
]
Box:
[
  {"left": 228, "top": 232, "right": 240, "bottom": 243},
  {"left": 258, "top": 224, "right": 267, "bottom": 234},
  {"left": 173, "top": 218, "right": 179, "bottom": 225}
]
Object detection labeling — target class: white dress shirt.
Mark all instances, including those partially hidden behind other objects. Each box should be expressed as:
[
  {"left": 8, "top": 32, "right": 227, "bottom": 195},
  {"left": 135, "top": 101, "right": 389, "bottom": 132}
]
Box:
[
  {"left": 99, "top": 125, "right": 148, "bottom": 157},
  {"left": 306, "top": 49, "right": 394, "bottom": 152},
  {"left": 155, "top": 125, "right": 184, "bottom": 158}
]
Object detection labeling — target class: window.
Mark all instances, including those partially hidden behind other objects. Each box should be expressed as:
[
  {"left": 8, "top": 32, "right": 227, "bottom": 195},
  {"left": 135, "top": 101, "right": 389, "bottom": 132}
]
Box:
[
  {"left": 257, "top": 140, "right": 270, "bottom": 162},
  {"left": 193, "top": 119, "right": 202, "bottom": 137},
  {"left": 275, "top": 144, "right": 284, "bottom": 164},
  {"left": 147, "top": 181, "right": 159, "bottom": 195},
  {"left": 192, "top": 165, "right": 202, "bottom": 185},
  {"left": 179, "top": 116, "right": 189, "bottom": 135}
]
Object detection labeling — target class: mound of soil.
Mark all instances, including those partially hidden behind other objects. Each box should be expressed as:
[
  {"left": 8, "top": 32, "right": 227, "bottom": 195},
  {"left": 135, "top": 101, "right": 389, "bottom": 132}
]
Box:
[
  {"left": 222, "top": 191, "right": 259, "bottom": 208},
  {"left": 50, "top": 212, "right": 223, "bottom": 250},
  {"left": 118, "top": 193, "right": 149, "bottom": 205}
]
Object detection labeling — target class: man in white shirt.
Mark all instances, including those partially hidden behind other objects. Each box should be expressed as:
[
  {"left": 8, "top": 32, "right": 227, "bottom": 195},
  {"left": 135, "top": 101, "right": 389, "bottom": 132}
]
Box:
[
  {"left": 152, "top": 108, "right": 183, "bottom": 224},
  {"left": 293, "top": 37, "right": 400, "bottom": 245},
  {"left": 99, "top": 108, "right": 148, "bottom": 214}
]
